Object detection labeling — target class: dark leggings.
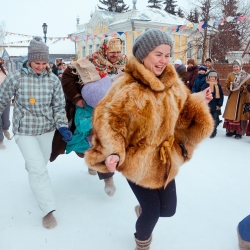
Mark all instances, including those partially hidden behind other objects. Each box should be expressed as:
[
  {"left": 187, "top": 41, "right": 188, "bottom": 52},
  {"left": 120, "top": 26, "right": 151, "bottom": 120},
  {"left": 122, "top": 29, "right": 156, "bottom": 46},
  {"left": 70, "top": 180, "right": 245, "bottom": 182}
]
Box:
[
  {"left": 127, "top": 179, "right": 177, "bottom": 241},
  {"left": 98, "top": 172, "right": 114, "bottom": 180}
]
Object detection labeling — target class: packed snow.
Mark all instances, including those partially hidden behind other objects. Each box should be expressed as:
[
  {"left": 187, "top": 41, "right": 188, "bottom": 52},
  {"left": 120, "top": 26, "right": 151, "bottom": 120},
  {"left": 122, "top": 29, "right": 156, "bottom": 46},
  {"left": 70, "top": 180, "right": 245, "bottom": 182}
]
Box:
[{"left": 1, "top": 98, "right": 250, "bottom": 250}]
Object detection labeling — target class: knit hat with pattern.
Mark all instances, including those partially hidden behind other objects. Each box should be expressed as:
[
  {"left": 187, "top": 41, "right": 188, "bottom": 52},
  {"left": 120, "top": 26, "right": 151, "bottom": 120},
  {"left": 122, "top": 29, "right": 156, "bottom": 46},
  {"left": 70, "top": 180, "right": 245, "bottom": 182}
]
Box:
[
  {"left": 208, "top": 70, "right": 218, "bottom": 78},
  {"left": 28, "top": 36, "right": 49, "bottom": 62},
  {"left": 199, "top": 64, "right": 207, "bottom": 72},
  {"left": 132, "top": 29, "right": 173, "bottom": 62}
]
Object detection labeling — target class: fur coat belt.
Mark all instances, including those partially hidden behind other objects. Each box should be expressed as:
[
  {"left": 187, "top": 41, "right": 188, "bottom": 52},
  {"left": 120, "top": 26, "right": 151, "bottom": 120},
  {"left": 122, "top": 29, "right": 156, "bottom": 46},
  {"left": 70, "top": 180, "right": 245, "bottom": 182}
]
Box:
[{"left": 85, "top": 57, "right": 214, "bottom": 189}]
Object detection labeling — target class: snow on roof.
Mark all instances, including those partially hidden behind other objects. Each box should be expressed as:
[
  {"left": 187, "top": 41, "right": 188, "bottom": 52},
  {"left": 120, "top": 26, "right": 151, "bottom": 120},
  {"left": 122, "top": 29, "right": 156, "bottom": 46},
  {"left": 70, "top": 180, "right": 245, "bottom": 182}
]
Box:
[
  {"left": 107, "top": 8, "right": 188, "bottom": 26},
  {"left": 4, "top": 40, "right": 75, "bottom": 56},
  {"left": 136, "top": 8, "right": 187, "bottom": 25},
  {"left": 4, "top": 47, "right": 28, "bottom": 57}
]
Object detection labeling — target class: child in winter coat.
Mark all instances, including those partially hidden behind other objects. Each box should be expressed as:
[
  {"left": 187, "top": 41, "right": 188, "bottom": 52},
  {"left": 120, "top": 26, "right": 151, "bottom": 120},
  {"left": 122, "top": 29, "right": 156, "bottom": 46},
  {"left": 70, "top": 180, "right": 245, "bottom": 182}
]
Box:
[
  {"left": 192, "top": 64, "right": 207, "bottom": 93},
  {"left": 201, "top": 70, "right": 224, "bottom": 138}
]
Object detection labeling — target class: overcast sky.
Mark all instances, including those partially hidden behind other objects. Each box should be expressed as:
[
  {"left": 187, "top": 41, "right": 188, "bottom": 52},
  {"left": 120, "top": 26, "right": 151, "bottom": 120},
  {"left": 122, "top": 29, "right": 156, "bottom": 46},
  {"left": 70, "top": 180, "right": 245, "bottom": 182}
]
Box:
[{"left": 1, "top": 0, "right": 189, "bottom": 54}]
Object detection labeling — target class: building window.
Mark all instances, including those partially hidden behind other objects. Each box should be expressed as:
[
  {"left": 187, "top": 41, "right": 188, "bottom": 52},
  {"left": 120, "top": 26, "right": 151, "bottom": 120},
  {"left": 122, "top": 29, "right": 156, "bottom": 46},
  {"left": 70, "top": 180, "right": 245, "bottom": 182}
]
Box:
[
  {"left": 122, "top": 40, "right": 126, "bottom": 54},
  {"left": 96, "top": 44, "right": 100, "bottom": 51},
  {"left": 82, "top": 46, "right": 86, "bottom": 57},
  {"left": 89, "top": 45, "right": 92, "bottom": 55},
  {"left": 187, "top": 42, "right": 193, "bottom": 59},
  {"left": 197, "top": 45, "right": 202, "bottom": 59}
]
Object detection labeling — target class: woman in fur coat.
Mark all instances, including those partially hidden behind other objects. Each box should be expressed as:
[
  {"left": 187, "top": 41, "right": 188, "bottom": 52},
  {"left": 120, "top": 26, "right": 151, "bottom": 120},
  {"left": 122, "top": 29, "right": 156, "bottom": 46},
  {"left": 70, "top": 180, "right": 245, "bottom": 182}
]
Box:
[
  {"left": 222, "top": 60, "right": 250, "bottom": 139},
  {"left": 84, "top": 29, "right": 214, "bottom": 250}
]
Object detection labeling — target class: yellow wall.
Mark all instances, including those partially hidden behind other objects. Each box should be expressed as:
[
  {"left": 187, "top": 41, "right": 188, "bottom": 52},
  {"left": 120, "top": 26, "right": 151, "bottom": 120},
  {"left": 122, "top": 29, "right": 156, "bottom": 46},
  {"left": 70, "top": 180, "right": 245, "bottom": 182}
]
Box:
[
  {"left": 181, "top": 36, "right": 187, "bottom": 63},
  {"left": 93, "top": 22, "right": 108, "bottom": 35},
  {"left": 76, "top": 21, "right": 207, "bottom": 64},
  {"left": 126, "top": 33, "right": 133, "bottom": 58}
]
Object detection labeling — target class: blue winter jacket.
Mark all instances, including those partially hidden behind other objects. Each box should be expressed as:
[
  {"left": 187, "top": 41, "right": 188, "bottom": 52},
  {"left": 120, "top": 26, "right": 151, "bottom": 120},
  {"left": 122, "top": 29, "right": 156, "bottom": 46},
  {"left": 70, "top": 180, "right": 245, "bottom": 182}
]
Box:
[{"left": 192, "top": 74, "right": 207, "bottom": 93}]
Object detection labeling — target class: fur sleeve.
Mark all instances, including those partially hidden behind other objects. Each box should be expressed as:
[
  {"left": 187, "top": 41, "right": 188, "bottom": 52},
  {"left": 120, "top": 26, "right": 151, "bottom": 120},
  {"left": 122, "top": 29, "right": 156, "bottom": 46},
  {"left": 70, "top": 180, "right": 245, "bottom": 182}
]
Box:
[
  {"left": 84, "top": 82, "right": 130, "bottom": 173},
  {"left": 174, "top": 92, "right": 214, "bottom": 161}
]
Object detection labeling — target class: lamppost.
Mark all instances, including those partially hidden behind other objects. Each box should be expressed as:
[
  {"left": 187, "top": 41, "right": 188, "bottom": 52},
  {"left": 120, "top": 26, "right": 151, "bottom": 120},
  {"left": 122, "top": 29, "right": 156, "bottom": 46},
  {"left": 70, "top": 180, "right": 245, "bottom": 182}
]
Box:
[
  {"left": 131, "top": 19, "right": 135, "bottom": 45},
  {"left": 132, "top": 0, "right": 137, "bottom": 9},
  {"left": 42, "top": 23, "right": 48, "bottom": 43},
  {"left": 111, "top": 0, "right": 116, "bottom": 12},
  {"left": 76, "top": 16, "right": 80, "bottom": 25}
]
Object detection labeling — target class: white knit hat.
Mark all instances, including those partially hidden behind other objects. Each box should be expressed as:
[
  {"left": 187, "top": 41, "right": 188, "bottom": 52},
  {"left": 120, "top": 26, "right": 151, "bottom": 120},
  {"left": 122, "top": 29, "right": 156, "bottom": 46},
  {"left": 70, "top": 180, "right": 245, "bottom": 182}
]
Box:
[{"left": 174, "top": 59, "right": 182, "bottom": 65}]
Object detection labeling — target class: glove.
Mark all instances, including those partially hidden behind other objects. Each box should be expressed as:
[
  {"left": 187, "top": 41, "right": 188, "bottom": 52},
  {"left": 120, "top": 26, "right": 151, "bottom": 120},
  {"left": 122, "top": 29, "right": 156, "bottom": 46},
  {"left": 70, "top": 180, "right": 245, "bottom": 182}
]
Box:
[{"left": 58, "top": 127, "right": 72, "bottom": 142}]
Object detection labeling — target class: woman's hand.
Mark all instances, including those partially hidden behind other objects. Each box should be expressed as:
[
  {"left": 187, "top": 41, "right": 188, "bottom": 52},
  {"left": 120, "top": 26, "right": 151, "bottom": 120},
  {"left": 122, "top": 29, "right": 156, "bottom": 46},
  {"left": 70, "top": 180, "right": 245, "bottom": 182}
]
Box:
[
  {"left": 105, "top": 155, "right": 120, "bottom": 172},
  {"left": 75, "top": 99, "right": 85, "bottom": 108},
  {"left": 201, "top": 87, "right": 213, "bottom": 103}
]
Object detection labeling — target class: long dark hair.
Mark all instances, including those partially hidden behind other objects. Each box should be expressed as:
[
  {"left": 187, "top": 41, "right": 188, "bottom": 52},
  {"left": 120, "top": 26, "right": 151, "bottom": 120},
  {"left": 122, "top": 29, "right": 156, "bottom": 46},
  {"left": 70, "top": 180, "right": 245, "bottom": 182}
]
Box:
[{"left": 0, "top": 58, "right": 7, "bottom": 75}]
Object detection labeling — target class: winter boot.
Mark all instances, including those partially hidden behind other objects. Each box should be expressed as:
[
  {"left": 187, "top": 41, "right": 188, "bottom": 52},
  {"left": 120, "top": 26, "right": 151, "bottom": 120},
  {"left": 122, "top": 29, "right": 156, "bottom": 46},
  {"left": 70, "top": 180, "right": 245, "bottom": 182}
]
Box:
[
  {"left": 104, "top": 176, "right": 116, "bottom": 196},
  {"left": 235, "top": 134, "right": 242, "bottom": 139},
  {"left": 0, "top": 141, "right": 6, "bottom": 149},
  {"left": 3, "top": 130, "right": 11, "bottom": 140},
  {"left": 226, "top": 131, "right": 236, "bottom": 137},
  {"left": 42, "top": 211, "right": 57, "bottom": 229},
  {"left": 88, "top": 167, "right": 97, "bottom": 175},
  {"left": 135, "top": 205, "right": 142, "bottom": 218},
  {"left": 135, "top": 235, "right": 152, "bottom": 250},
  {"left": 237, "top": 227, "right": 250, "bottom": 250}
]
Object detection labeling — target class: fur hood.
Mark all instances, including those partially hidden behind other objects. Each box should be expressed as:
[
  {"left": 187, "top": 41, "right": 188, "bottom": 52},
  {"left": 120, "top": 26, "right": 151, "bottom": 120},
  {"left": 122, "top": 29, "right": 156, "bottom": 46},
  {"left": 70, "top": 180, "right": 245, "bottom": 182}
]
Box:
[{"left": 85, "top": 57, "right": 214, "bottom": 189}]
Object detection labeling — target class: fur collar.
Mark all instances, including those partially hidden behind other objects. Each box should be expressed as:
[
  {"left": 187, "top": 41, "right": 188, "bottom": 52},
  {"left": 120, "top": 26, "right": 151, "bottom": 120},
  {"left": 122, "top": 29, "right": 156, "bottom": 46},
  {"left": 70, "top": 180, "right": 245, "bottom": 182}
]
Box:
[{"left": 124, "top": 57, "right": 178, "bottom": 92}]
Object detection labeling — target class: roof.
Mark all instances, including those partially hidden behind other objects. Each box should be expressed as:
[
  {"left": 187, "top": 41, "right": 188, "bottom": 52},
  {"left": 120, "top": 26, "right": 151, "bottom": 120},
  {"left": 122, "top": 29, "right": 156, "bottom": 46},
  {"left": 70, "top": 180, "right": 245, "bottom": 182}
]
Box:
[
  {"left": 103, "top": 8, "right": 189, "bottom": 26},
  {"left": 4, "top": 47, "right": 28, "bottom": 57}
]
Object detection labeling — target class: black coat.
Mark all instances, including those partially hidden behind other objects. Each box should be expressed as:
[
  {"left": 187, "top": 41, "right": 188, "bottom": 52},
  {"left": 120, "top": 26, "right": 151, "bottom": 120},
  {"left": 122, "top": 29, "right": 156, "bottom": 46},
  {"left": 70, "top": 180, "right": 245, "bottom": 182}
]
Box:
[{"left": 201, "top": 82, "right": 224, "bottom": 113}]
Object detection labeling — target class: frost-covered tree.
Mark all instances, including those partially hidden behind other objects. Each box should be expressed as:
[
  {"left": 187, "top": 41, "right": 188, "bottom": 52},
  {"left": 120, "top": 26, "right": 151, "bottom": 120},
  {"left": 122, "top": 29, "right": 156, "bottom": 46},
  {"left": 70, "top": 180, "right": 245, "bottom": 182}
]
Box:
[
  {"left": 147, "top": 0, "right": 163, "bottom": 9},
  {"left": 98, "top": 0, "right": 129, "bottom": 13},
  {"left": 177, "top": 7, "right": 185, "bottom": 18},
  {"left": 163, "top": 0, "right": 177, "bottom": 15},
  {"left": 211, "top": 0, "right": 242, "bottom": 62}
]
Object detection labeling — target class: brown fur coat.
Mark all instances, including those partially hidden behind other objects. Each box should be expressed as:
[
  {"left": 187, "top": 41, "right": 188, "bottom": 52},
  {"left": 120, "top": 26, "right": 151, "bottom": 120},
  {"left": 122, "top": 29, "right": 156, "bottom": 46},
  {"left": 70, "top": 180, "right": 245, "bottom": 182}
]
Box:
[{"left": 84, "top": 57, "right": 214, "bottom": 189}]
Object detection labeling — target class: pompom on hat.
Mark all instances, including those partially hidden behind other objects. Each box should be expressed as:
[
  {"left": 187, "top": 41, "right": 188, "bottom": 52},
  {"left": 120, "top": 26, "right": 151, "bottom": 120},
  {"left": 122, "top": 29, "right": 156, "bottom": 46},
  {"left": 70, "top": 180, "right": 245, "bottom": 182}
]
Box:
[
  {"left": 132, "top": 28, "right": 173, "bottom": 62},
  {"left": 28, "top": 36, "right": 49, "bottom": 62}
]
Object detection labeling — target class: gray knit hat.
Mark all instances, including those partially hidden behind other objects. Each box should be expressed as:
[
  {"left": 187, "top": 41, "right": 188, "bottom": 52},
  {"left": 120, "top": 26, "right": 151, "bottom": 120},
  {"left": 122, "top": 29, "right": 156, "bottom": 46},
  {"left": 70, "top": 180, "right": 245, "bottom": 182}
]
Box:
[
  {"left": 232, "top": 60, "right": 241, "bottom": 67},
  {"left": 28, "top": 36, "right": 49, "bottom": 62},
  {"left": 132, "top": 29, "right": 173, "bottom": 62},
  {"left": 208, "top": 70, "right": 218, "bottom": 78}
]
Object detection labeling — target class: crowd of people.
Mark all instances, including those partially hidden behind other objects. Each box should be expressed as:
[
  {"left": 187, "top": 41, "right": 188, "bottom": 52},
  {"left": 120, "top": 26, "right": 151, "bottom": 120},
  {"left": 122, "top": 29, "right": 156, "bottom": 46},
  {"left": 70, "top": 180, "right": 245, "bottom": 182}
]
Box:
[{"left": 0, "top": 29, "right": 250, "bottom": 250}]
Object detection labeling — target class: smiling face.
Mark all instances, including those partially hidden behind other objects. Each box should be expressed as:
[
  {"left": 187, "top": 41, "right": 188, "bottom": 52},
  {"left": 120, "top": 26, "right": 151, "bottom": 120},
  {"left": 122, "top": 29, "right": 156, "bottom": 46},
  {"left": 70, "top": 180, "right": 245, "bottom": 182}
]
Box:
[
  {"left": 107, "top": 51, "right": 121, "bottom": 64},
  {"left": 30, "top": 61, "right": 47, "bottom": 74},
  {"left": 143, "top": 44, "right": 171, "bottom": 76},
  {"left": 205, "top": 61, "right": 211, "bottom": 69},
  {"left": 209, "top": 76, "right": 216, "bottom": 81},
  {"left": 233, "top": 65, "right": 241, "bottom": 73}
]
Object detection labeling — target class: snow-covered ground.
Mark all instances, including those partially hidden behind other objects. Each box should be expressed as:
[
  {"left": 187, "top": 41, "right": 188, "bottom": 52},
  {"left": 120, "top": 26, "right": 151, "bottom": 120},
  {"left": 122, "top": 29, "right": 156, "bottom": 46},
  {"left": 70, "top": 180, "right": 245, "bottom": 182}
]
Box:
[{"left": 1, "top": 100, "right": 250, "bottom": 250}]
